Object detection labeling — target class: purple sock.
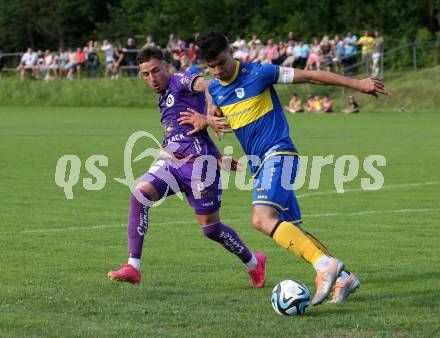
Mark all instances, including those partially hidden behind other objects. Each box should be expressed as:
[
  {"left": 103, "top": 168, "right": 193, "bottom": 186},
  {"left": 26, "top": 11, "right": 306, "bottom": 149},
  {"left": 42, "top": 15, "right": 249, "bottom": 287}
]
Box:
[
  {"left": 202, "top": 222, "right": 253, "bottom": 264},
  {"left": 128, "top": 189, "right": 152, "bottom": 259}
]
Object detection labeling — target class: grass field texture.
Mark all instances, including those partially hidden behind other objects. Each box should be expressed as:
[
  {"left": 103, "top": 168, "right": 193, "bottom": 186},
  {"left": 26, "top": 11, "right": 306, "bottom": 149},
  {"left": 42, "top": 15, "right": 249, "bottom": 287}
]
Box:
[{"left": 0, "top": 106, "right": 439, "bottom": 337}]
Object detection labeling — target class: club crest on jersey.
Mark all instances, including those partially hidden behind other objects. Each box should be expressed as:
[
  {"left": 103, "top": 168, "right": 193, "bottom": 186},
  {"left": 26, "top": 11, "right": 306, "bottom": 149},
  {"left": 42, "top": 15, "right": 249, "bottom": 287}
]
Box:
[
  {"left": 166, "top": 94, "right": 175, "bottom": 107},
  {"left": 235, "top": 88, "right": 245, "bottom": 99}
]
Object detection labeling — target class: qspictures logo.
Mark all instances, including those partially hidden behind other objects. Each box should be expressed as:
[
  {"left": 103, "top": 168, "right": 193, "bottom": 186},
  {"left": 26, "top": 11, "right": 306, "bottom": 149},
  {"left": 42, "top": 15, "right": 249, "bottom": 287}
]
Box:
[{"left": 54, "top": 131, "right": 386, "bottom": 205}]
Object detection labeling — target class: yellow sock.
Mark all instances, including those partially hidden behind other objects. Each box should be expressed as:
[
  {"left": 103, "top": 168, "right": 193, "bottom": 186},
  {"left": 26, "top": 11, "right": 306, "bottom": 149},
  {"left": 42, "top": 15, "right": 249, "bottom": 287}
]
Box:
[
  {"left": 305, "top": 231, "right": 331, "bottom": 256},
  {"left": 271, "top": 221, "right": 324, "bottom": 265}
]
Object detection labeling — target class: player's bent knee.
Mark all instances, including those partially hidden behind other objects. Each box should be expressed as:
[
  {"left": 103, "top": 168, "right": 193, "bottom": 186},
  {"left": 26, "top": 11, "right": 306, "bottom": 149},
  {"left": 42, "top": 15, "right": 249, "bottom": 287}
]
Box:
[
  {"left": 135, "top": 182, "right": 159, "bottom": 201},
  {"left": 251, "top": 215, "right": 274, "bottom": 235},
  {"left": 129, "top": 188, "right": 156, "bottom": 208},
  {"left": 196, "top": 212, "right": 220, "bottom": 226}
]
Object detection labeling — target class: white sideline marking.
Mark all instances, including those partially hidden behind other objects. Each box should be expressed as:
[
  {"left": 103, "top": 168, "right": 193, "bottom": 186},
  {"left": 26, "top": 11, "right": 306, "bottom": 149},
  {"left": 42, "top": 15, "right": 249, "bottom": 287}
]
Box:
[
  {"left": 297, "top": 181, "right": 440, "bottom": 199},
  {"left": 1, "top": 208, "right": 439, "bottom": 236}
]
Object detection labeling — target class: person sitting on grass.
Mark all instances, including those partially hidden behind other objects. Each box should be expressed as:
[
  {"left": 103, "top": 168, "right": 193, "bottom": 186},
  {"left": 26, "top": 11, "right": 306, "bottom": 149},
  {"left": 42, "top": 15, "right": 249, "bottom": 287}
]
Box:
[
  {"left": 343, "top": 95, "right": 360, "bottom": 113},
  {"left": 284, "top": 93, "right": 303, "bottom": 113},
  {"left": 304, "top": 94, "right": 314, "bottom": 112},
  {"left": 312, "top": 95, "right": 323, "bottom": 112},
  {"left": 305, "top": 94, "right": 324, "bottom": 113},
  {"left": 320, "top": 94, "right": 333, "bottom": 113}
]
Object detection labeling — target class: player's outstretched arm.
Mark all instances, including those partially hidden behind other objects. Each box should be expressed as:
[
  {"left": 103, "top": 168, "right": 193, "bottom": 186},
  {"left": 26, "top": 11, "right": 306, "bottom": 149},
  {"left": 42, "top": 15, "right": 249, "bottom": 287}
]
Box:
[{"left": 291, "top": 68, "right": 389, "bottom": 97}]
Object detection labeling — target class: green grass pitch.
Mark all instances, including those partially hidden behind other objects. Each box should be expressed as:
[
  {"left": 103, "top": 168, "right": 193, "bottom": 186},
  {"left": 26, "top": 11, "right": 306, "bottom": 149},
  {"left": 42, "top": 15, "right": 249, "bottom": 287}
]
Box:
[{"left": 0, "top": 106, "right": 439, "bottom": 337}]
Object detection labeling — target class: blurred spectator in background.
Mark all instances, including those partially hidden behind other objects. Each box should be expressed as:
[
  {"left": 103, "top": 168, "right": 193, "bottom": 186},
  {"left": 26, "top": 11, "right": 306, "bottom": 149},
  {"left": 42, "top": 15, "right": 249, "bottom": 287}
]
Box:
[
  {"left": 305, "top": 37, "right": 321, "bottom": 70},
  {"left": 36, "top": 50, "right": 44, "bottom": 79},
  {"left": 233, "top": 41, "right": 249, "bottom": 61},
  {"left": 49, "top": 51, "right": 59, "bottom": 80},
  {"left": 36, "top": 49, "right": 44, "bottom": 72},
  {"left": 166, "top": 33, "right": 177, "bottom": 53},
  {"left": 332, "top": 35, "right": 345, "bottom": 73},
  {"left": 101, "top": 39, "right": 114, "bottom": 78},
  {"left": 232, "top": 35, "right": 246, "bottom": 50},
  {"left": 58, "top": 47, "right": 69, "bottom": 80},
  {"left": 66, "top": 47, "right": 77, "bottom": 80},
  {"left": 143, "top": 35, "right": 156, "bottom": 48},
  {"left": 312, "top": 94, "right": 323, "bottom": 112},
  {"left": 357, "top": 31, "right": 374, "bottom": 74},
  {"left": 263, "top": 39, "right": 278, "bottom": 64},
  {"left": 18, "top": 47, "right": 38, "bottom": 80},
  {"left": 75, "top": 47, "right": 85, "bottom": 79},
  {"left": 232, "top": 44, "right": 239, "bottom": 60},
  {"left": 304, "top": 94, "right": 315, "bottom": 112},
  {"left": 343, "top": 32, "right": 358, "bottom": 75},
  {"left": 167, "top": 34, "right": 182, "bottom": 70},
  {"left": 299, "top": 41, "right": 310, "bottom": 68},
  {"left": 171, "top": 48, "right": 182, "bottom": 70},
  {"left": 291, "top": 40, "right": 303, "bottom": 68},
  {"left": 282, "top": 39, "right": 297, "bottom": 67},
  {"left": 86, "top": 41, "right": 99, "bottom": 78},
  {"left": 272, "top": 41, "right": 287, "bottom": 65},
  {"left": 40, "top": 50, "right": 51, "bottom": 80},
  {"left": 320, "top": 36, "right": 332, "bottom": 71},
  {"left": 176, "top": 37, "right": 186, "bottom": 50},
  {"left": 255, "top": 42, "right": 266, "bottom": 63},
  {"left": 9, "top": 29, "right": 384, "bottom": 81},
  {"left": 123, "top": 37, "right": 138, "bottom": 77},
  {"left": 112, "top": 44, "right": 124, "bottom": 79},
  {"left": 320, "top": 94, "right": 333, "bottom": 112},
  {"left": 343, "top": 95, "right": 360, "bottom": 113},
  {"left": 372, "top": 31, "right": 384, "bottom": 77},
  {"left": 180, "top": 53, "right": 201, "bottom": 74},
  {"left": 248, "top": 42, "right": 259, "bottom": 63},
  {"left": 248, "top": 34, "right": 261, "bottom": 46},
  {"left": 284, "top": 93, "right": 303, "bottom": 113},
  {"left": 187, "top": 43, "right": 199, "bottom": 64}
]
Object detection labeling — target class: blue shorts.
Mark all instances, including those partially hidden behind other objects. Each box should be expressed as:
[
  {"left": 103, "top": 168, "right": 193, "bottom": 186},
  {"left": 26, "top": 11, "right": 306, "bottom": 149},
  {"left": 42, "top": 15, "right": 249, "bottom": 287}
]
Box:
[{"left": 252, "top": 155, "right": 302, "bottom": 225}]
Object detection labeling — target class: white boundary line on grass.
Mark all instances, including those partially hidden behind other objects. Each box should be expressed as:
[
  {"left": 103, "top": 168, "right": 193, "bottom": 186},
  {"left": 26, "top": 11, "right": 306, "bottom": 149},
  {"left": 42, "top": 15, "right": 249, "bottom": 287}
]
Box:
[
  {"left": 1, "top": 207, "right": 439, "bottom": 236},
  {"left": 0, "top": 181, "right": 438, "bottom": 235}
]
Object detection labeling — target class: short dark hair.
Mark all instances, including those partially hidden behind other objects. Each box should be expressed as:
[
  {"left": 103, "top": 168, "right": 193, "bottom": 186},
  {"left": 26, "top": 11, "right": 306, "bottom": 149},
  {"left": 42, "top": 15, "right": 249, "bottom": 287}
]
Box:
[
  {"left": 137, "top": 47, "right": 164, "bottom": 65},
  {"left": 195, "top": 32, "right": 229, "bottom": 60}
]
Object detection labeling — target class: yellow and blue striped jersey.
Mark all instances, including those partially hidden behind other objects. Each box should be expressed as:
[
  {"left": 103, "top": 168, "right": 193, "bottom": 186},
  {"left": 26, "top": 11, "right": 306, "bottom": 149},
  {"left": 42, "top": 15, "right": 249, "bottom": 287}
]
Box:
[{"left": 208, "top": 61, "right": 298, "bottom": 175}]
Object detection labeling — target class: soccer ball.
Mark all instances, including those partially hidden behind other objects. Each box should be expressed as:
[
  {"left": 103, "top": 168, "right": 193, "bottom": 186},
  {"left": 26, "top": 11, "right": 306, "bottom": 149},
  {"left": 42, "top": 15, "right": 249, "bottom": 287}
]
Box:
[{"left": 271, "top": 280, "right": 310, "bottom": 316}]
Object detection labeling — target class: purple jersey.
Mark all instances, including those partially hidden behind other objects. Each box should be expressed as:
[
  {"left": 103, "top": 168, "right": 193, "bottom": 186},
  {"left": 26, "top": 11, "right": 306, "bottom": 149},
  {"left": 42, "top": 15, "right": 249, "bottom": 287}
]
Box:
[{"left": 158, "top": 71, "right": 220, "bottom": 159}]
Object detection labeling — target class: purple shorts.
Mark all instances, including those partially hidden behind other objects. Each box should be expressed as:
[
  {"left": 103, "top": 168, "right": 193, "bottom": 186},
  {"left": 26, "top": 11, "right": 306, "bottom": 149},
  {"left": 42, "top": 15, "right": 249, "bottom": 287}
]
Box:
[{"left": 140, "top": 157, "right": 221, "bottom": 215}]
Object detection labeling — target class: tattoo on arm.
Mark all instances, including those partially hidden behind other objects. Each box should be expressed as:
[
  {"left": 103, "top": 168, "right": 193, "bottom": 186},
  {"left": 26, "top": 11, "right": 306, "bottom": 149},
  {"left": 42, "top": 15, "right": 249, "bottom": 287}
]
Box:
[{"left": 191, "top": 76, "right": 210, "bottom": 93}]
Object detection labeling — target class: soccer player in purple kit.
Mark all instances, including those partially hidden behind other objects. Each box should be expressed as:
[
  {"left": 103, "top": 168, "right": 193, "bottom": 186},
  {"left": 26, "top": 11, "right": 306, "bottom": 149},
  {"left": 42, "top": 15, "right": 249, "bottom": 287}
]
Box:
[{"left": 107, "top": 47, "right": 266, "bottom": 288}]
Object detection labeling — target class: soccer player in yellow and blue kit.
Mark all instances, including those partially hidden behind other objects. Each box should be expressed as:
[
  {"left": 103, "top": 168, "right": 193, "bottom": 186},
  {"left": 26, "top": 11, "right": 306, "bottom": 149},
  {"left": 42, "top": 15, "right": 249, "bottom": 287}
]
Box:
[{"left": 185, "top": 32, "right": 388, "bottom": 305}]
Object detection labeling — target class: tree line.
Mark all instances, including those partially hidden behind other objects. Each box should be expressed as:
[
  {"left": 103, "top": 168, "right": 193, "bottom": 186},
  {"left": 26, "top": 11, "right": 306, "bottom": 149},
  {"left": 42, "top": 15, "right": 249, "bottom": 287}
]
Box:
[{"left": 1, "top": 0, "right": 439, "bottom": 52}]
